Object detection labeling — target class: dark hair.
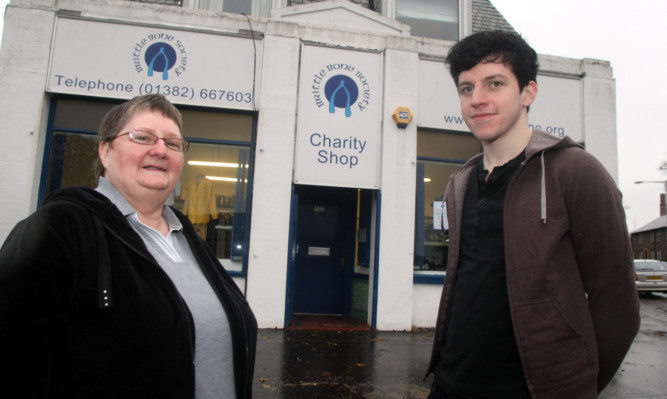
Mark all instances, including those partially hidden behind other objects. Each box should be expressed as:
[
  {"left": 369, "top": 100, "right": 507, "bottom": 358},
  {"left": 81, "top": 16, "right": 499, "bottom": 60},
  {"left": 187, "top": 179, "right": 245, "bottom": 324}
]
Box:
[
  {"left": 93, "top": 94, "right": 183, "bottom": 179},
  {"left": 445, "top": 30, "right": 539, "bottom": 91}
]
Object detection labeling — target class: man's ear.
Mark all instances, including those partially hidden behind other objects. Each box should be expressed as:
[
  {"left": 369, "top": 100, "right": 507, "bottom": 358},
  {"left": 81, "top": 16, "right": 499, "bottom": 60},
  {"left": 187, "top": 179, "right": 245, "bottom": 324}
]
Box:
[{"left": 522, "top": 81, "right": 538, "bottom": 107}]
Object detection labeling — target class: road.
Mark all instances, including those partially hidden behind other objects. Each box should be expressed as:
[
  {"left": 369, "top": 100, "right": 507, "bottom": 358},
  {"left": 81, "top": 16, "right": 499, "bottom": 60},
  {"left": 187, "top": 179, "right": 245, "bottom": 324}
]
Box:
[{"left": 601, "top": 292, "right": 667, "bottom": 398}]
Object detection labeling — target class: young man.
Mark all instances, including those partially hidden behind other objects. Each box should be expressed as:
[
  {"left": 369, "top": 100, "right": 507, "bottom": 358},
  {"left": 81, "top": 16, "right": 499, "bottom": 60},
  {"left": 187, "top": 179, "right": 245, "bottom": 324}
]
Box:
[{"left": 425, "top": 31, "right": 640, "bottom": 399}]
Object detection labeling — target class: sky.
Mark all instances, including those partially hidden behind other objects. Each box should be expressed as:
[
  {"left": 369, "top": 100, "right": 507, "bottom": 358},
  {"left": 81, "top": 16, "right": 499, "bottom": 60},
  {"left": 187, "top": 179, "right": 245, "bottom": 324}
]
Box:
[
  {"left": 0, "top": 0, "right": 665, "bottom": 230},
  {"left": 491, "top": 0, "right": 667, "bottom": 232}
]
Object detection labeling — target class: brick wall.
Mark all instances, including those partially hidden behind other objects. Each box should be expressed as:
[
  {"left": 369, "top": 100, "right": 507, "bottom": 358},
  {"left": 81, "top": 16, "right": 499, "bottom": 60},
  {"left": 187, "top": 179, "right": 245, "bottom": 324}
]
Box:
[{"left": 632, "top": 230, "right": 667, "bottom": 261}]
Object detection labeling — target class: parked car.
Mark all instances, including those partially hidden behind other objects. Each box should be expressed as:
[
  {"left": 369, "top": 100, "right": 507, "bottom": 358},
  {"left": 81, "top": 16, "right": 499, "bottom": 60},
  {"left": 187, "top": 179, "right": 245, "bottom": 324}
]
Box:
[{"left": 633, "top": 259, "right": 667, "bottom": 294}]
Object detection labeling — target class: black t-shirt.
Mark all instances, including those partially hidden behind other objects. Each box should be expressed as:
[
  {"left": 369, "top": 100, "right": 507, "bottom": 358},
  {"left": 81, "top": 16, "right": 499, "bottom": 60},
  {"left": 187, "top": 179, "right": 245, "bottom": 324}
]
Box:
[{"left": 433, "top": 152, "right": 530, "bottom": 398}]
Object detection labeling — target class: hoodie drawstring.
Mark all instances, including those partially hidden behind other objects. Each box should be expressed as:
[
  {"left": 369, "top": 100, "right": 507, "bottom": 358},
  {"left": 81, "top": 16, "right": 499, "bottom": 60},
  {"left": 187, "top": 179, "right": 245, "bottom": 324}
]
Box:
[{"left": 540, "top": 151, "right": 547, "bottom": 225}]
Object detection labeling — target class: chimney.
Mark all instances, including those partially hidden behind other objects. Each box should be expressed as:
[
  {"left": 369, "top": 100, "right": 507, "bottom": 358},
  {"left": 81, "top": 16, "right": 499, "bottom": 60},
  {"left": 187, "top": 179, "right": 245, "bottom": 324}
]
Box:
[{"left": 661, "top": 193, "right": 666, "bottom": 216}]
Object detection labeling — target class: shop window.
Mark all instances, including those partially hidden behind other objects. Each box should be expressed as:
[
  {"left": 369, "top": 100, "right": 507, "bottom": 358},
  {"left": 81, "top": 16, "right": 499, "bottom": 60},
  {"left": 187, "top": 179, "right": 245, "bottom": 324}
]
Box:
[
  {"left": 395, "top": 0, "right": 459, "bottom": 41},
  {"left": 177, "top": 143, "right": 251, "bottom": 272},
  {"left": 414, "top": 130, "right": 480, "bottom": 274},
  {"left": 45, "top": 132, "right": 99, "bottom": 194},
  {"left": 41, "top": 97, "right": 255, "bottom": 275}
]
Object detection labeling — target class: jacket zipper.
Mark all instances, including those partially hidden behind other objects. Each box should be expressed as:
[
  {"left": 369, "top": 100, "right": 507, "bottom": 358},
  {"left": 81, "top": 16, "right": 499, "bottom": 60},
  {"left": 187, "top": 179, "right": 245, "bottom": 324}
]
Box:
[{"left": 100, "top": 221, "right": 197, "bottom": 396}]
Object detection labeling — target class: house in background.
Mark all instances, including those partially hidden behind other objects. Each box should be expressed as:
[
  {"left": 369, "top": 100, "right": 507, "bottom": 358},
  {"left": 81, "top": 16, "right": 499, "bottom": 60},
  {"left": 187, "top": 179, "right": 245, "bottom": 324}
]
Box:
[{"left": 631, "top": 194, "right": 667, "bottom": 261}]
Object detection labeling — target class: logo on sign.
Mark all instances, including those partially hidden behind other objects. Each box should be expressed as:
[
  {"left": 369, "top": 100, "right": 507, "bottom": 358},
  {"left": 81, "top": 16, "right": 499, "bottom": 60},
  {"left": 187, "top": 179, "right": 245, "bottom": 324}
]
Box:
[
  {"left": 131, "top": 33, "right": 188, "bottom": 80},
  {"left": 310, "top": 63, "right": 371, "bottom": 118},
  {"left": 325, "top": 75, "right": 358, "bottom": 117}
]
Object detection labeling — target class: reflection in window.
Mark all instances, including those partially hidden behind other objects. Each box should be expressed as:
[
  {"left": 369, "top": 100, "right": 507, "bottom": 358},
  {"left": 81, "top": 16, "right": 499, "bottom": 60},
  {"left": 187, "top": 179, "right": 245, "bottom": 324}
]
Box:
[
  {"left": 414, "top": 161, "right": 461, "bottom": 272},
  {"left": 174, "top": 144, "right": 250, "bottom": 272},
  {"left": 45, "top": 132, "right": 98, "bottom": 194},
  {"left": 414, "top": 130, "right": 480, "bottom": 273},
  {"left": 396, "top": 0, "right": 459, "bottom": 41}
]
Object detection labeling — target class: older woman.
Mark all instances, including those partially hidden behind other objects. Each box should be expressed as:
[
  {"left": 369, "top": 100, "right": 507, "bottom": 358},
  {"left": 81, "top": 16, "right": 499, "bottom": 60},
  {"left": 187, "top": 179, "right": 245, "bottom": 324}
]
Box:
[{"left": 0, "top": 94, "right": 257, "bottom": 399}]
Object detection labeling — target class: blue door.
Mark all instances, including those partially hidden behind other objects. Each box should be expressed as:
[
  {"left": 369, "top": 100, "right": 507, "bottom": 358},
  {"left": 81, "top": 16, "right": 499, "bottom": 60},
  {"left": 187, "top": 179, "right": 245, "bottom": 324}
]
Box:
[{"left": 293, "top": 185, "right": 356, "bottom": 314}]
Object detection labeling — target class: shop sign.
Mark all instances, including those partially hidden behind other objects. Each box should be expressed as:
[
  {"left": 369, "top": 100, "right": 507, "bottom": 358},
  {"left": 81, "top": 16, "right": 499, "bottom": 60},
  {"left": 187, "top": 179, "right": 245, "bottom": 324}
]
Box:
[
  {"left": 46, "top": 17, "right": 261, "bottom": 110},
  {"left": 417, "top": 60, "right": 583, "bottom": 142},
  {"left": 294, "top": 45, "right": 382, "bottom": 189}
]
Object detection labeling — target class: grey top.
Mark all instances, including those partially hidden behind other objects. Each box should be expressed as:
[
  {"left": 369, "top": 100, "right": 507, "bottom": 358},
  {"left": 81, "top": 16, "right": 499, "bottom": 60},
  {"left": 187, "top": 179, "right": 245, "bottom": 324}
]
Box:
[{"left": 96, "top": 178, "right": 235, "bottom": 398}]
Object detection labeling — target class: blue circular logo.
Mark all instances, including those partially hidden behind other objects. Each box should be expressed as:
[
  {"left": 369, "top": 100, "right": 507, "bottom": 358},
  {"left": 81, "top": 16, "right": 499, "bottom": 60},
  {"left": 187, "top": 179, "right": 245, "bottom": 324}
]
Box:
[
  {"left": 324, "top": 75, "right": 359, "bottom": 116},
  {"left": 144, "top": 42, "right": 177, "bottom": 79}
]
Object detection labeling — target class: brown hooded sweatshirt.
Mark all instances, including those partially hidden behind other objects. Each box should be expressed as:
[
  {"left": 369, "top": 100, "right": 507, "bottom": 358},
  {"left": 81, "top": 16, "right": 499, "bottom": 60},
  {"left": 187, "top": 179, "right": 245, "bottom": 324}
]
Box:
[{"left": 426, "top": 130, "right": 640, "bottom": 399}]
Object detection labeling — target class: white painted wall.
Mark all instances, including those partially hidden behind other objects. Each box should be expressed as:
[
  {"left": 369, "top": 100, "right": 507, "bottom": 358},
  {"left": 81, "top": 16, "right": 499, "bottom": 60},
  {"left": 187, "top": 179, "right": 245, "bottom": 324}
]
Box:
[
  {"left": 412, "top": 283, "right": 443, "bottom": 327},
  {"left": 375, "top": 48, "right": 419, "bottom": 331},
  {"left": 245, "top": 33, "right": 300, "bottom": 328},
  {"left": 0, "top": 3, "right": 55, "bottom": 242},
  {"left": 580, "top": 58, "right": 619, "bottom": 184},
  {"left": 539, "top": 55, "right": 619, "bottom": 183}
]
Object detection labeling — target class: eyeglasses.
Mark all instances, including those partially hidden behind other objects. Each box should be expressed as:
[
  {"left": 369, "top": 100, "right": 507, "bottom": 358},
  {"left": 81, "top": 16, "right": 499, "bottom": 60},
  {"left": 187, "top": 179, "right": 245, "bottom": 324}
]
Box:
[{"left": 114, "top": 130, "right": 190, "bottom": 152}]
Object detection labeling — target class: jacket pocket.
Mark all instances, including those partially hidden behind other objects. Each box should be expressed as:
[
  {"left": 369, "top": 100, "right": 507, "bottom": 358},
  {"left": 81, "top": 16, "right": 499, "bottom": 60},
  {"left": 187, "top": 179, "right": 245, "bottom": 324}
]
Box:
[{"left": 513, "top": 299, "right": 596, "bottom": 388}]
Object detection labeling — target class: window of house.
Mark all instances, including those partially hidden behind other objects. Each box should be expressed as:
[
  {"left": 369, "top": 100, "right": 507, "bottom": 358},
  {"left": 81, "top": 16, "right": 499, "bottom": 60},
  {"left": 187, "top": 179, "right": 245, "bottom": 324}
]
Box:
[
  {"left": 414, "top": 130, "right": 480, "bottom": 274},
  {"left": 41, "top": 97, "right": 255, "bottom": 275},
  {"left": 639, "top": 234, "right": 643, "bottom": 244},
  {"left": 193, "top": 0, "right": 271, "bottom": 17},
  {"left": 657, "top": 230, "right": 662, "bottom": 242},
  {"left": 650, "top": 232, "right": 655, "bottom": 243},
  {"left": 395, "top": 0, "right": 459, "bottom": 41}
]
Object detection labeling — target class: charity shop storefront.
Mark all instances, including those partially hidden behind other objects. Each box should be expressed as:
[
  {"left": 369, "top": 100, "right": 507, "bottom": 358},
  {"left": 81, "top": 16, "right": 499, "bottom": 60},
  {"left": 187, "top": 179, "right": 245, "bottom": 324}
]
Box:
[{"left": 0, "top": 0, "right": 618, "bottom": 330}]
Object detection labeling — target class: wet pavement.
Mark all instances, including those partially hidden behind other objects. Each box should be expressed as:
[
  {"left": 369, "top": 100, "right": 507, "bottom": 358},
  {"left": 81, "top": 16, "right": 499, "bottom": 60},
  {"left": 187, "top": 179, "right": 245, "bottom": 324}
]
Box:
[
  {"left": 600, "top": 292, "right": 667, "bottom": 399},
  {"left": 254, "top": 328, "right": 432, "bottom": 398},
  {"left": 253, "top": 293, "right": 667, "bottom": 398}
]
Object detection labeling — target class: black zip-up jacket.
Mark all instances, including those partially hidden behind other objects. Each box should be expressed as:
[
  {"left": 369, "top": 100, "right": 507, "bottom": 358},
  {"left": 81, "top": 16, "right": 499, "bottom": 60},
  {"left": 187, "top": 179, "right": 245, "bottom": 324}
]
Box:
[{"left": 0, "top": 186, "right": 257, "bottom": 399}]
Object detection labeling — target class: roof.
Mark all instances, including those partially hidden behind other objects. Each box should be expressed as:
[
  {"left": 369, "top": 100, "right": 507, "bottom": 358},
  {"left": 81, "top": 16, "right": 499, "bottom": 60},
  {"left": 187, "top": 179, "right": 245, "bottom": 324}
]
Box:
[
  {"left": 634, "top": 215, "right": 667, "bottom": 233},
  {"left": 472, "top": 0, "right": 517, "bottom": 33}
]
